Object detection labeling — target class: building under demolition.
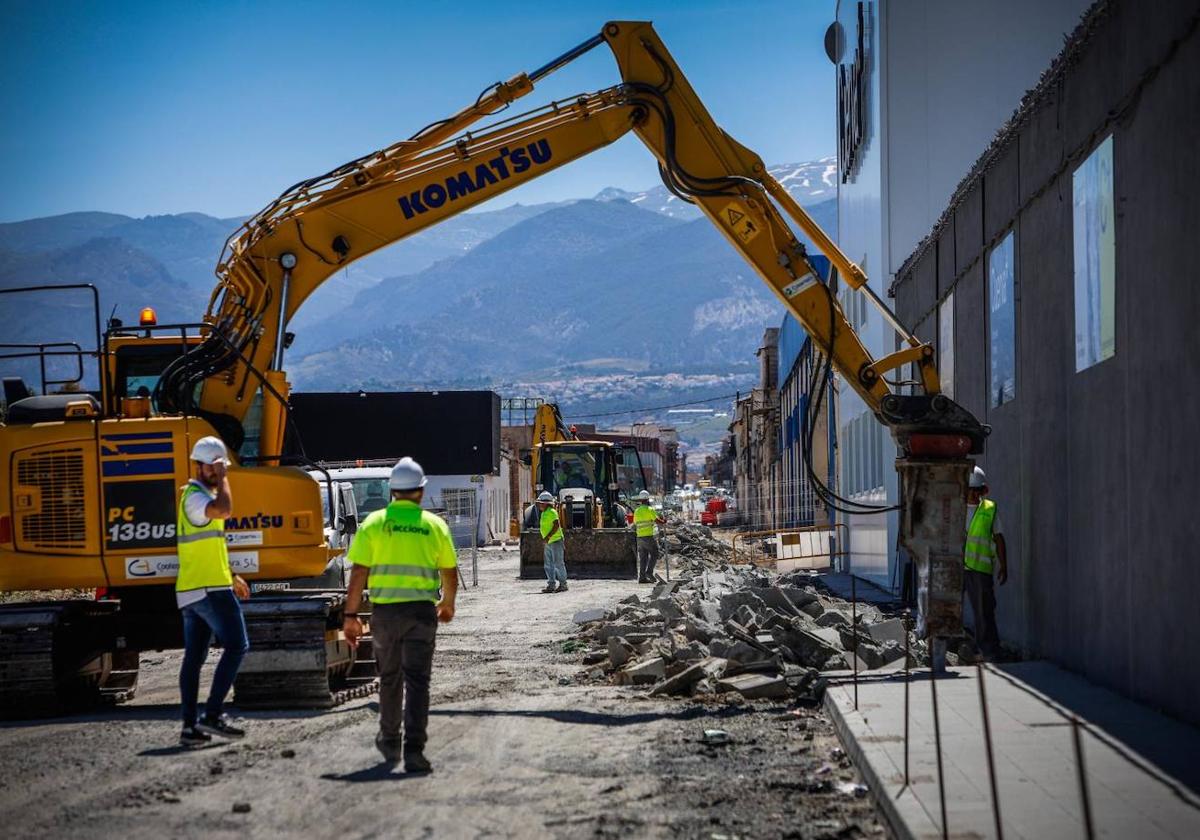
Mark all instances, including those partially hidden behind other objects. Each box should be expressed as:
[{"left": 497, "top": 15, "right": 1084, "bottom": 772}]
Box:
[{"left": 890, "top": 0, "right": 1200, "bottom": 725}]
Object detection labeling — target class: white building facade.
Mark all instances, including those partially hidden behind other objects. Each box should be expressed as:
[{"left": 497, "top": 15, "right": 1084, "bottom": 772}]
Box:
[{"left": 830, "top": 0, "right": 1091, "bottom": 588}]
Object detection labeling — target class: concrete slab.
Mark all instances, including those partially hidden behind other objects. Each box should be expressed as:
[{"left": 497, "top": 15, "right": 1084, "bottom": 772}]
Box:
[{"left": 825, "top": 661, "right": 1200, "bottom": 840}]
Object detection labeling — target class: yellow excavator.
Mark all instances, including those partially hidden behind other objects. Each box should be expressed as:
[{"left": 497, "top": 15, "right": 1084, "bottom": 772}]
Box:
[
  {"left": 0, "top": 21, "right": 985, "bottom": 717},
  {"left": 518, "top": 403, "right": 648, "bottom": 578}
]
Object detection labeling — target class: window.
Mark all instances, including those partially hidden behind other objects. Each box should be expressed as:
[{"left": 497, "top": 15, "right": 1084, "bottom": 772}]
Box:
[
  {"left": 988, "top": 231, "right": 1017, "bottom": 407},
  {"left": 349, "top": 478, "right": 390, "bottom": 516},
  {"left": 1072, "top": 135, "right": 1116, "bottom": 370},
  {"left": 939, "top": 291, "right": 955, "bottom": 399}
]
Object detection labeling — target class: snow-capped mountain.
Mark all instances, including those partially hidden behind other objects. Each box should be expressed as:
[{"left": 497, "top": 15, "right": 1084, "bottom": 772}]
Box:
[{"left": 594, "top": 157, "right": 838, "bottom": 219}]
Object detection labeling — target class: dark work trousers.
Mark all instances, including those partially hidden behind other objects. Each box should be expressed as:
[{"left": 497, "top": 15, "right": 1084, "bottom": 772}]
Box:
[
  {"left": 963, "top": 568, "right": 1000, "bottom": 657},
  {"left": 179, "top": 588, "right": 249, "bottom": 727},
  {"left": 371, "top": 601, "right": 438, "bottom": 752},
  {"left": 637, "top": 536, "right": 660, "bottom": 581}
]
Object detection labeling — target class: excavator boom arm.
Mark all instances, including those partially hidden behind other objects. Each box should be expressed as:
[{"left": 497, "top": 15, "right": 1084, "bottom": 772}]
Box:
[{"left": 166, "top": 21, "right": 984, "bottom": 460}]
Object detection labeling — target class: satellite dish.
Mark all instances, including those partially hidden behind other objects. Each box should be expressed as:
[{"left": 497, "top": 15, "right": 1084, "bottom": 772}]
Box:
[{"left": 824, "top": 21, "right": 845, "bottom": 64}]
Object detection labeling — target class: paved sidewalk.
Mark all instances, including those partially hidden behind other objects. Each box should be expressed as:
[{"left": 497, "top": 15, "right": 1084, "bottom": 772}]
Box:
[{"left": 825, "top": 661, "right": 1200, "bottom": 839}]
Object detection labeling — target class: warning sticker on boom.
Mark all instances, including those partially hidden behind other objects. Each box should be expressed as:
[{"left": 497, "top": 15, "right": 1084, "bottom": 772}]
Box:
[{"left": 721, "top": 202, "right": 761, "bottom": 244}]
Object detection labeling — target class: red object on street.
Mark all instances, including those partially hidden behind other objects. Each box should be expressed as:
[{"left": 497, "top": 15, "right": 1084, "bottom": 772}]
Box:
[{"left": 700, "top": 497, "right": 727, "bottom": 525}]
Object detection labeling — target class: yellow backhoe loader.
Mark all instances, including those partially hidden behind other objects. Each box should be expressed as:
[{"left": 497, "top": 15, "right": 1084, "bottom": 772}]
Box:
[{"left": 517, "top": 403, "right": 648, "bottom": 578}]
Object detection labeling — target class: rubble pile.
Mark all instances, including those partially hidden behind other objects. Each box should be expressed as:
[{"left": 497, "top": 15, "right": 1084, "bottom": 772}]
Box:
[
  {"left": 571, "top": 524, "right": 928, "bottom": 702},
  {"left": 658, "top": 522, "right": 733, "bottom": 571}
]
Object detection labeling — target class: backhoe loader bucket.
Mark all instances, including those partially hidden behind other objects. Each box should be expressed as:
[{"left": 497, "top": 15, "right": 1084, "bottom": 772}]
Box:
[{"left": 519, "top": 529, "right": 637, "bottom": 579}]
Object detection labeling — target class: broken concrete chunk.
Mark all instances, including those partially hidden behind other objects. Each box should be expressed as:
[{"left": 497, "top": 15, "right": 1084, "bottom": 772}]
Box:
[
  {"left": 837, "top": 638, "right": 884, "bottom": 669},
  {"left": 650, "top": 598, "right": 683, "bottom": 621},
  {"left": 734, "top": 604, "right": 760, "bottom": 630},
  {"left": 695, "top": 600, "right": 722, "bottom": 626},
  {"left": 866, "top": 617, "right": 907, "bottom": 647},
  {"left": 671, "top": 641, "right": 708, "bottom": 664},
  {"left": 607, "top": 636, "right": 635, "bottom": 669},
  {"left": 815, "top": 610, "right": 849, "bottom": 628},
  {"left": 709, "top": 638, "right": 773, "bottom": 666},
  {"left": 573, "top": 608, "right": 610, "bottom": 624},
  {"left": 756, "top": 587, "right": 803, "bottom": 617},
  {"left": 771, "top": 624, "right": 843, "bottom": 668},
  {"left": 718, "top": 591, "right": 768, "bottom": 622},
  {"left": 582, "top": 649, "right": 608, "bottom": 665},
  {"left": 649, "top": 661, "right": 707, "bottom": 697},
  {"left": 595, "top": 624, "right": 655, "bottom": 642},
  {"left": 700, "top": 657, "right": 728, "bottom": 679},
  {"left": 650, "top": 580, "right": 682, "bottom": 599},
  {"left": 623, "top": 656, "right": 667, "bottom": 685},
  {"left": 715, "top": 672, "right": 790, "bottom": 700},
  {"left": 682, "top": 617, "right": 721, "bottom": 644},
  {"left": 799, "top": 600, "right": 825, "bottom": 619},
  {"left": 809, "top": 625, "right": 845, "bottom": 650}
]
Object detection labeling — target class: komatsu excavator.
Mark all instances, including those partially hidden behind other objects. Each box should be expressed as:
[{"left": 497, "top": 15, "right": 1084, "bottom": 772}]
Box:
[
  {"left": 518, "top": 403, "right": 650, "bottom": 578},
  {"left": 0, "top": 21, "right": 985, "bottom": 717}
]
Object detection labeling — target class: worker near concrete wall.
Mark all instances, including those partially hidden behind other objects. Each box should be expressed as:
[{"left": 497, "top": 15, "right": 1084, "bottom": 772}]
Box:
[
  {"left": 537, "top": 491, "right": 568, "bottom": 593},
  {"left": 964, "top": 467, "right": 1007, "bottom": 660},
  {"left": 632, "top": 490, "right": 666, "bottom": 584},
  {"left": 176, "top": 435, "right": 250, "bottom": 747},
  {"left": 343, "top": 457, "right": 458, "bottom": 773}
]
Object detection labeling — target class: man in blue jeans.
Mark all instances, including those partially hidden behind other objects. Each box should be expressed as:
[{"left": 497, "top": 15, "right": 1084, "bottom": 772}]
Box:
[
  {"left": 176, "top": 436, "right": 250, "bottom": 747},
  {"left": 536, "top": 492, "right": 568, "bottom": 593}
]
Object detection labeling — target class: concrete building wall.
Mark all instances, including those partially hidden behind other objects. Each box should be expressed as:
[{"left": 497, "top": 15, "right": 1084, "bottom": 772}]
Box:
[
  {"left": 832, "top": 0, "right": 1093, "bottom": 589},
  {"left": 891, "top": 0, "right": 1200, "bottom": 724}
]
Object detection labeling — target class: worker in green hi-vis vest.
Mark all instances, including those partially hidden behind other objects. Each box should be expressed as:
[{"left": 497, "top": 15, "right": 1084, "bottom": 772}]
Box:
[
  {"left": 631, "top": 490, "right": 666, "bottom": 584},
  {"left": 964, "top": 466, "right": 1008, "bottom": 661},
  {"left": 536, "top": 491, "right": 568, "bottom": 593}
]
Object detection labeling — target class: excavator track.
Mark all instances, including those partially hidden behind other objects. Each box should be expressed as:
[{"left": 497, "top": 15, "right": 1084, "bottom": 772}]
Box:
[
  {"left": 235, "top": 592, "right": 377, "bottom": 709},
  {"left": 0, "top": 600, "right": 138, "bottom": 719}
]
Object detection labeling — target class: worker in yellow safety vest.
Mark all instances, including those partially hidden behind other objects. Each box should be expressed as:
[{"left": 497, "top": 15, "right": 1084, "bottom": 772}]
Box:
[
  {"left": 632, "top": 490, "right": 666, "bottom": 583},
  {"left": 176, "top": 435, "right": 250, "bottom": 747},
  {"left": 343, "top": 457, "right": 457, "bottom": 773},
  {"left": 536, "top": 491, "right": 568, "bottom": 593},
  {"left": 964, "top": 466, "right": 1007, "bottom": 660}
]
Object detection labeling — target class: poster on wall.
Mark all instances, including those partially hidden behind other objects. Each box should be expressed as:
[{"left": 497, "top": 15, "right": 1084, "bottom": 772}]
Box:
[
  {"left": 1072, "top": 135, "right": 1116, "bottom": 371},
  {"left": 988, "top": 232, "right": 1017, "bottom": 407}
]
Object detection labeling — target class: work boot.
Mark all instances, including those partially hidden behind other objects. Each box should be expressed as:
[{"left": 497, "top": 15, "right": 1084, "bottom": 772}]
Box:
[
  {"left": 180, "top": 726, "right": 212, "bottom": 748},
  {"left": 541, "top": 584, "right": 557, "bottom": 594},
  {"left": 404, "top": 750, "right": 433, "bottom": 773},
  {"left": 375, "top": 732, "right": 402, "bottom": 765},
  {"left": 555, "top": 582, "right": 568, "bottom": 592},
  {"left": 197, "top": 714, "right": 245, "bottom": 739}
]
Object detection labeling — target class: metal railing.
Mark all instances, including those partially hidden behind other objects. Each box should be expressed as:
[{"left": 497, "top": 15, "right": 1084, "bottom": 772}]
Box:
[
  {"left": 729, "top": 522, "right": 848, "bottom": 568},
  {"left": 838, "top": 601, "right": 1200, "bottom": 840},
  {"left": 0, "top": 284, "right": 102, "bottom": 395}
]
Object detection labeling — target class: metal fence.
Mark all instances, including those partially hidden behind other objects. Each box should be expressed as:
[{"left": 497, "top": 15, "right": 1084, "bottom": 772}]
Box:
[
  {"left": 836, "top": 599, "right": 1200, "bottom": 840},
  {"left": 440, "top": 487, "right": 480, "bottom": 587}
]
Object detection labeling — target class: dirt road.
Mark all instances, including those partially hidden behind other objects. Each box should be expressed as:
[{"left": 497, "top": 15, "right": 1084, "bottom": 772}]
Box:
[{"left": 0, "top": 550, "right": 884, "bottom": 839}]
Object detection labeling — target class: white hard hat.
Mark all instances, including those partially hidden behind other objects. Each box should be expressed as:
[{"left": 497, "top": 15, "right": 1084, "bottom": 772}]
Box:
[
  {"left": 190, "top": 435, "right": 229, "bottom": 465},
  {"left": 389, "top": 456, "right": 427, "bottom": 490},
  {"left": 969, "top": 466, "right": 987, "bottom": 489},
  {"left": 637, "top": 490, "right": 651, "bottom": 501},
  {"left": 537, "top": 491, "right": 554, "bottom": 503}
]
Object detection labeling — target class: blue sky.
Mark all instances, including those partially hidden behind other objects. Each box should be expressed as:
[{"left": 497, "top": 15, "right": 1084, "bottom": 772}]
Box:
[{"left": 0, "top": 0, "right": 835, "bottom": 222}]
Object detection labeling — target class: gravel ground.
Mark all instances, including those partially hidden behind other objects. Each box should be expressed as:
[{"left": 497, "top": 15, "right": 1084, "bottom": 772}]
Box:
[{"left": 0, "top": 549, "right": 885, "bottom": 839}]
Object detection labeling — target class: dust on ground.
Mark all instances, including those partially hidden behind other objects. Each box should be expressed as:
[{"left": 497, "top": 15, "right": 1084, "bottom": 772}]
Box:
[{"left": 0, "top": 549, "right": 885, "bottom": 839}]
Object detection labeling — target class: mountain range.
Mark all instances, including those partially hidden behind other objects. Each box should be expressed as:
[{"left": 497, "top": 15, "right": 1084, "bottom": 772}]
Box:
[{"left": 0, "top": 160, "right": 837, "bottom": 413}]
